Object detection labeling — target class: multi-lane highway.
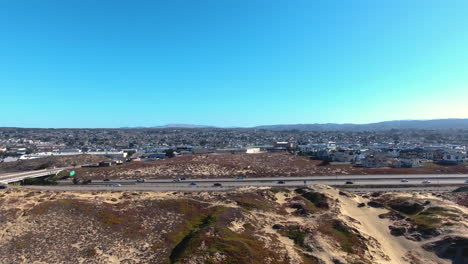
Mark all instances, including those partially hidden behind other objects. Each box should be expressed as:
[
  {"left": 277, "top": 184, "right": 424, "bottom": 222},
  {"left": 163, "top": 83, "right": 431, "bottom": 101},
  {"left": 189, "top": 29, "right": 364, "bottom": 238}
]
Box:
[
  {"left": 20, "top": 174, "right": 468, "bottom": 192},
  {"left": 1, "top": 169, "right": 467, "bottom": 192},
  {"left": 76, "top": 174, "right": 468, "bottom": 183}
]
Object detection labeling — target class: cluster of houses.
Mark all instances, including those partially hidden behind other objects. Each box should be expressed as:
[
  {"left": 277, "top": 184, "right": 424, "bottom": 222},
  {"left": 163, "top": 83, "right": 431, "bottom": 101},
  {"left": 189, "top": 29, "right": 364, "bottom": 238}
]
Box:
[
  {"left": 2, "top": 137, "right": 467, "bottom": 170},
  {"left": 298, "top": 142, "right": 467, "bottom": 168}
]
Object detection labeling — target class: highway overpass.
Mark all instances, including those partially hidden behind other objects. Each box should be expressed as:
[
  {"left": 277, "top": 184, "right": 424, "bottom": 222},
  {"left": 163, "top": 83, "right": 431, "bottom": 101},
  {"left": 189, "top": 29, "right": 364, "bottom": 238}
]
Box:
[{"left": 0, "top": 167, "right": 71, "bottom": 184}]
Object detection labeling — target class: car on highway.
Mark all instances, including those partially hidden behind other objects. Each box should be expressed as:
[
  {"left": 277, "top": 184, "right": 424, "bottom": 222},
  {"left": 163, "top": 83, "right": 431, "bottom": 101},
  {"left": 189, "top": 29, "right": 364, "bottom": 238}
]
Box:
[
  {"left": 213, "top": 183, "right": 222, "bottom": 187},
  {"left": 422, "top": 180, "right": 431, "bottom": 184},
  {"left": 172, "top": 179, "right": 181, "bottom": 182},
  {"left": 103, "top": 179, "right": 110, "bottom": 182},
  {"left": 136, "top": 179, "right": 146, "bottom": 183},
  {"left": 345, "top": 181, "right": 354, "bottom": 185},
  {"left": 277, "top": 180, "right": 285, "bottom": 184},
  {"left": 82, "top": 179, "right": 92, "bottom": 185},
  {"left": 190, "top": 182, "right": 197, "bottom": 186},
  {"left": 401, "top": 179, "right": 409, "bottom": 182},
  {"left": 464, "top": 179, "right": 468, "bottom": 183},
  {"left": 110, "top": 183, "right": 122, "bottom": 187},
  {"left": 0, "top": 185, "right": 7, "bottom": 190},
  {"left": 236, "top": 176, "right": 245, "bottom": 180}
]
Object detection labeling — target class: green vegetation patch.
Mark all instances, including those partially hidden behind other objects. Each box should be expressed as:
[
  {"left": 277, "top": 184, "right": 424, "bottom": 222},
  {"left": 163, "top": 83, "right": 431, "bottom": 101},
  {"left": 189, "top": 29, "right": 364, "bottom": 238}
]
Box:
[
  {"left": 270, "top": 188, "right": 291, "bottom": 194},
  {"left": 97, "top": 211, "right": 125, "bottom": 225},
  {"left": 167, "top": 205, "right": 283, "bottom": 264},
  {"left": 400, "top": 206, "right": 461, "bottom": 234},
  {"left": 318, "top": 220, "right": 362, "bottom": 254},
  {"left": 82, "top": 247, "right": 97, "bottom": 258},
  {"left": 229, "top": 193, "right": 275, "bottom": 211},
  {"left": 15, "top": 242, "right": 27, "bottom": 249},
  {"left": 301, "top": 192, "right": 329, "bottom": 209},
  {"left": 282, "top": 225, "right": 308, "bottom": 248},
  {"left": 22, "top": 176, "right": 58, "bottom": 185},
  {"left": 289, "top": 191, "right": 330, "bottom": 215},
  {"left": 35, "top": 161, "right": 52, "bottom": 170},
  {"left": 301, "top": 254, "right": 321, "bottom": 264},
  {"left": 387, "top": 199, "right": 424, "bottom": 215},
  {"left": 411, "top": 214, "right": 441, "bottom": 233},
  {"left": 420, "top": 206, "right": 460, "bottom": 218},
  {"left": 157, "top": 199, "right": 205, "bottom": 215},
  {"left": 453, "top": 186, "right": 468, "bottom": 192},
  {"left": 169, "top": 214, "right": 218, "bottom": 263},
  {"left": 203, "top": 227, "right": 283, "bottom": 264},
  {"left": 290, "top": 196, "right": 321, "bottom": 215}
]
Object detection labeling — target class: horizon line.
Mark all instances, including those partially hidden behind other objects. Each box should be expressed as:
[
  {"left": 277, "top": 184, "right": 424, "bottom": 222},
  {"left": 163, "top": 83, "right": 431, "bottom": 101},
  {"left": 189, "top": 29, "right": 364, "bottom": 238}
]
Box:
[{"left": 1, "top": 118, "right": 468, "bottom": 129}]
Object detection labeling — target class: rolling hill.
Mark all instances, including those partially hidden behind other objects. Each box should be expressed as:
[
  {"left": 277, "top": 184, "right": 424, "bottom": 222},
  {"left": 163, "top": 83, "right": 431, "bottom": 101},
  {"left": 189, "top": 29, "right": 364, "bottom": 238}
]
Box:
[{"left": 254, "top": 119, "right": 468, "bottom": 131}]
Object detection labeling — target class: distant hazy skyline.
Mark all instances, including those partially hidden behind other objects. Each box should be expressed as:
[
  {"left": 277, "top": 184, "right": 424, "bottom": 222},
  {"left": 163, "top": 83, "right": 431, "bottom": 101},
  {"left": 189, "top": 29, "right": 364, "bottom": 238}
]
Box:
[{"left": 2, "top": 1, "right": 468, "bottom": 128}]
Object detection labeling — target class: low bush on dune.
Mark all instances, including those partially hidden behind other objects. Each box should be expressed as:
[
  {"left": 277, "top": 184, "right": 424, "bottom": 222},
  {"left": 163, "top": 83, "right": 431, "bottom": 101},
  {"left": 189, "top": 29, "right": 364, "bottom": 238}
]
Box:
[
  {"left": 318, "top": 219, "right": 364, "bottom": 254},
  {"left": 301, "top": 192, "right": 329, "bottom": 209},
  {"left": 389, "top": 201, "right": 424, "bottom": 215},
  {"left": 453, "top": 186, "right": 468, "bottom": 193},
  {"left": 282, "top": 225, "right": 308, "bottom": 248}
]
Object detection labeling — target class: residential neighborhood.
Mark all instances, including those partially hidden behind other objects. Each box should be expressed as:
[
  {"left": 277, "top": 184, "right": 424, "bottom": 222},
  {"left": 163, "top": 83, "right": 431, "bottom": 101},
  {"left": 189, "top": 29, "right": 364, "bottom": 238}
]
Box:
[{"left": 1, "top": 127, "right": 466, "bottom": 170}]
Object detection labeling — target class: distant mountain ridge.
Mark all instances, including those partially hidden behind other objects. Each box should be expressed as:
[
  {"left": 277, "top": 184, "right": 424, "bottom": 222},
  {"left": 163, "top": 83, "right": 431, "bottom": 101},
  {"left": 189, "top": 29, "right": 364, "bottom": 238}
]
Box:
[
  {"left": 119, "top": 119, "right": 468, "bottom": 131},
  {"left": 254, "top": 119, "right": 468, "bottom": 131},
  {"left": 119, "top": 124, "right": 214, "bottom": 129},
  {"left": 154, "top": 124, "right": 215, "bottom": 128}
]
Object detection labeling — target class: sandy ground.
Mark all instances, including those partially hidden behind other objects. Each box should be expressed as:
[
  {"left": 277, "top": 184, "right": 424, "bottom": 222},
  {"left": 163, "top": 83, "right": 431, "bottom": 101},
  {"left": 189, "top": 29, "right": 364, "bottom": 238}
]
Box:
[
  {"left": 1, "top": 186, "right": 464, "bottom": 264},
  {"left": 319, "top": 186, "right": 449, "bottom": 264}
]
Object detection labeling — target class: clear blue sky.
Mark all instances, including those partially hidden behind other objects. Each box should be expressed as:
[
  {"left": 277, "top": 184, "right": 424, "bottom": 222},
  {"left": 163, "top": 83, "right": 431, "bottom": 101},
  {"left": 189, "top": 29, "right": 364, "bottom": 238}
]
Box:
[{"left": 1, "top": 0, "right": 468, "bottom": 128}]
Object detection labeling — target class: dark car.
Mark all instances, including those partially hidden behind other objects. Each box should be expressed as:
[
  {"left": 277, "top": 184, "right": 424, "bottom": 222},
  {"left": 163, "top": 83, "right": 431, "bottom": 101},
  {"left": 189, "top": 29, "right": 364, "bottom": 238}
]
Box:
[
  {"left": 190, "top": 182, "right": 197, "bottom": 186},
  {"left": 277, "top": 180, "right": 285, "bottom": 184},
  {"left": 0, "top": 185, "right": 7, "bottom": 189},
  {"left": 345, "top": 181, "right": 354, "bottom": 185},
  {"left": 136, "top": 179, "right": 146, "bottom": 183},
  {"left": 82, "top": 179, "right": 92, "bottom": 185},
  {"left": 103, "top": 179, "right": 110, "bottom": 182},
  {"left": 213, "top": 183, "right": 222, "bottom": 187}
]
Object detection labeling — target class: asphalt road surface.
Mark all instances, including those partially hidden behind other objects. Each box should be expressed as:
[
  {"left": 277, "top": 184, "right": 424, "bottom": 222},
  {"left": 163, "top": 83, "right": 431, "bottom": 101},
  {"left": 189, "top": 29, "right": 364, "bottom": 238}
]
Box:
[
  {"left": 83, "top": 174, "right": 468, "bottom": 183},
  {"left": 15, "top": 177, "right": 467, "bottom": 192},
  {"left": 2, "top": 169, "right": 467, "bottom": 192}
]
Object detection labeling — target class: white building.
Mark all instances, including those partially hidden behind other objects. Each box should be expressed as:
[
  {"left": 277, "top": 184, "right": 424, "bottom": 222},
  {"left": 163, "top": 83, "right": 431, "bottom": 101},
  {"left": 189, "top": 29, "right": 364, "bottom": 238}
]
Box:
[
  {"left": 442, "top": 152, "right": 466, "bottom": 164},
  {"left": 246, "top": 147, "right": 262, "bottom": 154}
]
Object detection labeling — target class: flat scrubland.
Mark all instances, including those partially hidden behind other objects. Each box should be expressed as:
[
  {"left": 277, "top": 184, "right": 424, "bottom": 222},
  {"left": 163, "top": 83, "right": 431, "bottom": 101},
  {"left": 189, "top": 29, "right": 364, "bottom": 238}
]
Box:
[
  {"left": 0, "top": 185, "right": 467, "bottom": 264},
  {"left": 73, "top": 153, "right": 468, "bottom": 180}
]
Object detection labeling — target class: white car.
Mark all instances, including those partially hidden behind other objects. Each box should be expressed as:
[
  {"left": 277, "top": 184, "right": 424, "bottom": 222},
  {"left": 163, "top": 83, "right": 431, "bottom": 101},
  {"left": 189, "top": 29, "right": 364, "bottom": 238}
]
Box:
[
  {"left": 110, "top": 183, "right": 122, "bottom": 187},
  {"left": 422, "top": 180, "right": 431, "bottom": 184},
  {"left": 464, "top": 179, "right": 468, "bottom": 183}
]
